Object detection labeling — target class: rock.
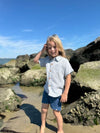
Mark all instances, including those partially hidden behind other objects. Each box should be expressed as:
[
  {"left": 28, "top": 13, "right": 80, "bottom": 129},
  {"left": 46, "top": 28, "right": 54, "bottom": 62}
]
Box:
[
  {"left": 74, "top": 61, "right": 100, "bottom": 91},
  {"left": 70, "top": 38, "right": 100, "bottom": 72},
  {"left": 27, "top": 59, "right": 36, "bottom": 69},
  {"left": 15, "top": 54, "right": 42, "bottom": 71},
  {"left": 61, "top": 61, "right": 100, "bottom": 126},
  {"left": 29, "top": 53, "right": 37, "bottom": 59},
  {"left": 0, "top": 87, "right": 21, "bottom": 113},
  {"left": 15, "top": 54, "right": 30, "bottom": 73},
  {"left": 3, "top": 59, "right": 16, "bottom": 68},
  {"left": 20, "top": 69, "right": 46, "bottom": 86},
  {"left": 65, "top": 49, "right": 75, "bottom": 60},
  {"left": 0, "top": 67, "right": 20, "bottom": 84},
  {"left": 94, "top": 36, "right": 100, "bottom": 43},
  {"left": 62, "top": 90, "right": 100, "bottom": 126}
]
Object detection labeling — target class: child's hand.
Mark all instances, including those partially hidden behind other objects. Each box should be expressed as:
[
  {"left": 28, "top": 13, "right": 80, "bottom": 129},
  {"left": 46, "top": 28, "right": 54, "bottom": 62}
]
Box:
[
  {"left": 33, "top": 44, "right": 47, "bottom": 63},
  {"left": 60, "top": 93, "right": 68, "bottom": 103}
]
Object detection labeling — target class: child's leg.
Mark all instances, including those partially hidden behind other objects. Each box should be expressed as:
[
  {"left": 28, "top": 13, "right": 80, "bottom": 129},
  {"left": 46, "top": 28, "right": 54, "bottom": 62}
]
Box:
[
  {"left": 40, "top": 103, "right": 49, "bottom": 133},
  {"left": 53, "top": 110, "right": 64, "bottom": 133}
]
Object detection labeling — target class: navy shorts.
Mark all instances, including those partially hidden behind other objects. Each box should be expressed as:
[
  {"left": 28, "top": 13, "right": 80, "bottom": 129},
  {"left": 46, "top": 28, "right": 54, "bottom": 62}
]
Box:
[{"left": 42, "top": 91, "right": 61, "bottom": 111}]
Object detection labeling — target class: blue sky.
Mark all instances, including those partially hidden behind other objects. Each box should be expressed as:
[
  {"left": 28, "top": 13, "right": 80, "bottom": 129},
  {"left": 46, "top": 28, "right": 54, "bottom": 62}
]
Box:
[{"left": 0, "top": 0, "right": 100, "bottom": 58}]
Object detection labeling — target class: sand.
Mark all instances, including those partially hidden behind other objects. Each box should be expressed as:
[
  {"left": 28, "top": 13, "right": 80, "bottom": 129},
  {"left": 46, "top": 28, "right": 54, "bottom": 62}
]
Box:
[{"left": 0, "top": 86, "right": 100, "bottom": 133}]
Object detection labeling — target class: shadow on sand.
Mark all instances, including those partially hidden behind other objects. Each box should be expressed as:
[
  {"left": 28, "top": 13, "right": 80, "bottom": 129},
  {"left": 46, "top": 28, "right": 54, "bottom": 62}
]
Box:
[{"left": 20, "top": 104, "right": 57, "bottom": 132}]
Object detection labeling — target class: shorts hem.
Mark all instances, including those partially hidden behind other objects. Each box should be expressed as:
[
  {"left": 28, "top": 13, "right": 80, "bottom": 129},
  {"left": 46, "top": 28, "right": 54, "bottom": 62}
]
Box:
[{"left": 51, "top": 108, "right": 61, "bottom": 111}]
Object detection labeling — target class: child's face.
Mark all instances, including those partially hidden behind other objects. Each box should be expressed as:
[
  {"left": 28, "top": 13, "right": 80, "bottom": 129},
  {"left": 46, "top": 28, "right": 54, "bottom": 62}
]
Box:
[{"left": 47, "top": 41, "right": 59, "bottom": 58}]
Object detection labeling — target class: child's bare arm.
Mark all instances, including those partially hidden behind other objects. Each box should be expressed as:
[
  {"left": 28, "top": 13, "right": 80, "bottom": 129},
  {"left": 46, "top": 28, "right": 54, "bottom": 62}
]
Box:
[
  {"left": 33, "top": 44, "right": 47, "bottom": 63},
  {"left": 60, "top": 74, "right": 71, "bottom": 102}
]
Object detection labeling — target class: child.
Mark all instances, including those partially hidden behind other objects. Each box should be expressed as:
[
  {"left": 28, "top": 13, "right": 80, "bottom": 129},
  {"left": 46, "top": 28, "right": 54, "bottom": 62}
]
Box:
[{"left": 33, "top": 34, "right": 73, "bottom": 133}]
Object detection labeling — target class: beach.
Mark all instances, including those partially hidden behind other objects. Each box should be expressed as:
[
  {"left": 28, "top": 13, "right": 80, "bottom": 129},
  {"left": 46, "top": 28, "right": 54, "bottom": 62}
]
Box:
[{"left": 0, "top": 86, "right": 100, "bottom": 133}]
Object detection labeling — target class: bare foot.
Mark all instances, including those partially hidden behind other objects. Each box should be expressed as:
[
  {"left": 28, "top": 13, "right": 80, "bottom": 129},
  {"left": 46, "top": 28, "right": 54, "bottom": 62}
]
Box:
[
  {"left": 40, "top": 125, "right": 45, "bottom": 133},
  {"left": 57, "top": 130, "right": 64, "bottom": 133}
]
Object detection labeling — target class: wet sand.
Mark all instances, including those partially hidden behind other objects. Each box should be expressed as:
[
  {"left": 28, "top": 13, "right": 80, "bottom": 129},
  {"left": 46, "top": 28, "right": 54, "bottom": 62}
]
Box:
[{"left": 0, "top": 85, "right": 100, "bottom": 133}]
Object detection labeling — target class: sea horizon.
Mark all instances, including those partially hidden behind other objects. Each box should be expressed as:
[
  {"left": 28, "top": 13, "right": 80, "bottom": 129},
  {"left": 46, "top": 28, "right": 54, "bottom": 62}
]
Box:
[{"left": 0, "top": 58, "right": 15, "bottom": 65}]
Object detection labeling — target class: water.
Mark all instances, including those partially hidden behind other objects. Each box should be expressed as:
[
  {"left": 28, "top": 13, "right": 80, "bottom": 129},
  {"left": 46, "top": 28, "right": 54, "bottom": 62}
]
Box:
[
  {"left": 0, "top": 58, "right": 14, "bottom": 65},
  {"left": 0, "top": 84, "right": 43, "bottom": 130},
  {"left": 12, "top": 82, "right": 23, "bottom": 94},
  {"left": 12, "top": 82, "right": 28, "bottom": 99},
  {"left": 12, "top": 83, "right": 43, "bottom": 99}
]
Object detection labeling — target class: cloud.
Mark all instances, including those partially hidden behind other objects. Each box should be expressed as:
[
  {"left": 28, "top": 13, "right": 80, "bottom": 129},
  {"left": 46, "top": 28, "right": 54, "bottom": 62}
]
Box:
[
  {"left": 62, "top": 32, "right": 100, "bottom": 50},
  {"left": 0, "top": 29, "right": 100, "bottom": 58},
  {"left": 0, "top": 36, "right": 13, "bottom": 47},
  {"left": 0, "top": 35, "right": 43, "bottom": 58},
  {"left": 22, "top": 29, "right": 33, "bottom": 32}
]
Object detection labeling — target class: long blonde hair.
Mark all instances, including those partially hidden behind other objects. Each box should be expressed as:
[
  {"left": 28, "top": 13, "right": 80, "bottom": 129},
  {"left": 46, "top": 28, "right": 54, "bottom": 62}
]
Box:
[{"left": 46, "top": 34, "right": 66, "bottom": 57}]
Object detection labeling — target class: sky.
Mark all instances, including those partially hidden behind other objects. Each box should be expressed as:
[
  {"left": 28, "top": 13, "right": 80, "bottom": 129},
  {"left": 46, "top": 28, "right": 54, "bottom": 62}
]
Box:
[{"left": 0, "top": 0, "right": 100, "bottom": 58}]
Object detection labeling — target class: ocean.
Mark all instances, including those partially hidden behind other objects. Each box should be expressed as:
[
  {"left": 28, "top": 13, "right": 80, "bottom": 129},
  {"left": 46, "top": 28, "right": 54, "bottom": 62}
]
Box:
[{"left": 0, "top": 58, "right": 14, "bottom": 65}]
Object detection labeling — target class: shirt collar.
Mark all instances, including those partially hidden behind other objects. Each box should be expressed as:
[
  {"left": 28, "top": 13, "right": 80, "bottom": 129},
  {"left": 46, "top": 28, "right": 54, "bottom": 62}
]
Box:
[{"left": 49, "top": 56, "right": 62, "bottom": 62}]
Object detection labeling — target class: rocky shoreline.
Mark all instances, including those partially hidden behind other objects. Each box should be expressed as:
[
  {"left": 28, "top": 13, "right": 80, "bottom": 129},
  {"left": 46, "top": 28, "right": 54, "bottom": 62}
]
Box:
[
  {"left": 0, "top": 86, "right": 100, "bottom": 133},
  {"left": 0, "top": 36, "right": 100, "bottom": 130}
]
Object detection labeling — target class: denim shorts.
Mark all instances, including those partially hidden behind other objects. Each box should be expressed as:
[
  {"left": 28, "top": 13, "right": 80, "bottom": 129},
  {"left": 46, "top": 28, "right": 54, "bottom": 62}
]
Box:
[{"left": 42, "top": 91, "right": 61, "bottom": 111}]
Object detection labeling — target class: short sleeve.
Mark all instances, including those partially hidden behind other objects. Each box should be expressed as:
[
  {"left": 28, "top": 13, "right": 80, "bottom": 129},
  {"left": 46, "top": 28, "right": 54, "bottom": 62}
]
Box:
[
  {"left": 39, "top": 56, "right": 49, "bottom": 67},
  {"left": 64, "top": 59, "right": 74, "bottom": 77}
]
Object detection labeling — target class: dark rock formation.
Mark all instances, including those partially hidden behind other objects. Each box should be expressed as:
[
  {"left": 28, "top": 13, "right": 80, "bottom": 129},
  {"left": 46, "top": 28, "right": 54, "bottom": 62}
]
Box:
[
  {"left": 15, "top": 54, "right": 30, "bottom": 73},
  {"left": 70, "top": 37, "right": 100, "bottom": 72},
  {"left": 61, "top": 61, "right": 100, "bottom": 126},
  {"left": 65, "top": 49, "right": 75, "bottom": 60},
  {"left": 62, "top": 90, "right": 100, "bottom": 126}
]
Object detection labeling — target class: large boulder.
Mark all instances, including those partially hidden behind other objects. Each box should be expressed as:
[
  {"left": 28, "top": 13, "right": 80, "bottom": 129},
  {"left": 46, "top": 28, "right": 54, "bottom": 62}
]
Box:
[
  {"left": 62, "top": 90, "right": 100, "bottom": 126},
  {"left": 15, "top": 54, "right": 30, "bottom": 73},
  {"left": 20, "top": 69, "right": 46, "bottom": 86},
  {"left": 74, "top": 61, "right": 100, "bottom": 91},
  {"left": 0, "top": 67, "right": 20, "bottom": 85},
  {"left": 15, "top": 54, "right": 37, "bottom": 72},
  {"left": 65, "top": 49, "right": 75, "bottom": 60},
  {"left": 0, "top": 87, "right": 21, "bottom": 113},
  {"left": 27, "top": 59, "right": 36, "bottom": 69},
  {"left": 70, "top": 37, "right": 100, "bottom": 72},
  {"left": 61, "top": 61, "right": 100, "bottom": 126}
]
